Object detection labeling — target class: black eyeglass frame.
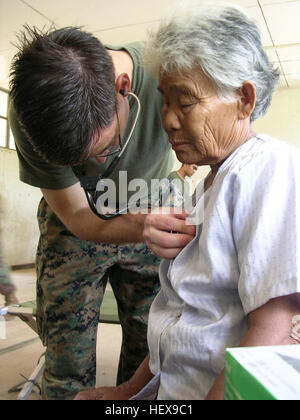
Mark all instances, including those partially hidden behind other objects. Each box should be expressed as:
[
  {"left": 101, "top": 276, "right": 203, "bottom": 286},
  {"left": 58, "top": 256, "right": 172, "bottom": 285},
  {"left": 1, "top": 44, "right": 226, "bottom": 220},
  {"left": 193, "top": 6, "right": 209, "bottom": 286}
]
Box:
[{"left": 93, "top": 105, "right": 123, "bottom": 158}]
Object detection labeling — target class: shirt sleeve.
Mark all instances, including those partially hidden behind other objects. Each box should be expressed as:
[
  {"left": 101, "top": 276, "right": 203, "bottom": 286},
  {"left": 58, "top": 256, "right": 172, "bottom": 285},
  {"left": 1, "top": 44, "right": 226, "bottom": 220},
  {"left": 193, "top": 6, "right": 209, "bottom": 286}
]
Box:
[
  {"left": 9, "top": 103, "right": 79, "bottom": 190},
  {"left": 232, "top": 142, "right": 300, "bottom": 315}
]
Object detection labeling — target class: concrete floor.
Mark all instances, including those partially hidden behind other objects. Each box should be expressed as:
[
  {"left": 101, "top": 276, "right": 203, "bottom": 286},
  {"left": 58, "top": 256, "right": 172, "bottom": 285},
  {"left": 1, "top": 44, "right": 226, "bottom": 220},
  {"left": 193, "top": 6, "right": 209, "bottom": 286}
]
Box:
[{"left": 0, "top": 268, "right": 122, "bottom": 400}]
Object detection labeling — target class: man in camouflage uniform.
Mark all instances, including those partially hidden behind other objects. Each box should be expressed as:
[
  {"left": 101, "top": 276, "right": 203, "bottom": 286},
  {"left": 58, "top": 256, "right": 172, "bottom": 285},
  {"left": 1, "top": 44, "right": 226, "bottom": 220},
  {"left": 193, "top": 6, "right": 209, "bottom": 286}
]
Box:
[
  {"left": 36, "top": 198, "right": 162, "bottom": 392},
  {"left": 9, "top": 27, "right": 192, "bottom": 399}
]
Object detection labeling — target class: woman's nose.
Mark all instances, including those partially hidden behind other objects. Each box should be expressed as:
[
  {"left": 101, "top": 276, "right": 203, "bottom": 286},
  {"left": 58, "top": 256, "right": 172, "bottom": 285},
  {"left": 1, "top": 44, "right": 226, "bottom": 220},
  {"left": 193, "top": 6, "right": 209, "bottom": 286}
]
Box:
[{"left": 162, "top": 106, "right": 181, "bottom": 132}]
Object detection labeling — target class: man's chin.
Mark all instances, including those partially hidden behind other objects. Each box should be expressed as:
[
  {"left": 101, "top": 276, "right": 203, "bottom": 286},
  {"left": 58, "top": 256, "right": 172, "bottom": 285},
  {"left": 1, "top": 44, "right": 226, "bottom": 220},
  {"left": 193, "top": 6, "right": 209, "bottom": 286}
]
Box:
[{"left": 94, "top": 156, "right": 108, "bottom": 164}]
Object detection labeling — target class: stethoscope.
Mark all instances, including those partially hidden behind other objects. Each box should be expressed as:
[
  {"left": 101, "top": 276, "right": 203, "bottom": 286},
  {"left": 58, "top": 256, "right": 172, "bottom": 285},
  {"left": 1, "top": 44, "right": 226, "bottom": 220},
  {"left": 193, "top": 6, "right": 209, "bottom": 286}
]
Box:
[{"left": 73, "top": 90, "right": 141, "bottom": 220}]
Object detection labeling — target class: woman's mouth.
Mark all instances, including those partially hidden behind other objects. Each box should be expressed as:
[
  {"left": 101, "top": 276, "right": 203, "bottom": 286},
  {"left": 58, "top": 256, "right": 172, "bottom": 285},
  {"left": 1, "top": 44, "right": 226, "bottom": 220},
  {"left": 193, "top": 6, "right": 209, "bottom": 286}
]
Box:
[{"left": 170, "top": 142, "right": 189, "bottom": 151}]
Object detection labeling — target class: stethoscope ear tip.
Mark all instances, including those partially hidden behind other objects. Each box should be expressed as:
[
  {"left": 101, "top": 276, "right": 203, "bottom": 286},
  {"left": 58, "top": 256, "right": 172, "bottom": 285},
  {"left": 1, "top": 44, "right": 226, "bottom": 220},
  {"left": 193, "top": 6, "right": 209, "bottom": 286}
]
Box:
[{"left": 119, "top": 90, "right": 136, "bottom": 99}]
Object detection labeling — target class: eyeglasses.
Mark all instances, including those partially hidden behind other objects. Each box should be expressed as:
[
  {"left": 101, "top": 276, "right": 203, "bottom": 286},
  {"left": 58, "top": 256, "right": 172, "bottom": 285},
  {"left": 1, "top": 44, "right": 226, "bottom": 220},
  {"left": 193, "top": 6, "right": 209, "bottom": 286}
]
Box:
[
  {"left": 94, "top": 135, "right": 122, "bottom": 158},
  {"left": 73, "top": 91, "right": 141, "bottom": 220},
  {"left": 94, "top": 107, "right": 123, "bottom": 158}
]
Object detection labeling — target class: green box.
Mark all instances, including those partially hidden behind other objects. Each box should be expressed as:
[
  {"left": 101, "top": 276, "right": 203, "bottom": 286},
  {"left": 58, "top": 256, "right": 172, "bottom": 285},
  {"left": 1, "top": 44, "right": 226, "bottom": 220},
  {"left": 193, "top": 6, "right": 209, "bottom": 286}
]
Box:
[{"left": 224, "top": 345, "right": 300, "bottom": 400}]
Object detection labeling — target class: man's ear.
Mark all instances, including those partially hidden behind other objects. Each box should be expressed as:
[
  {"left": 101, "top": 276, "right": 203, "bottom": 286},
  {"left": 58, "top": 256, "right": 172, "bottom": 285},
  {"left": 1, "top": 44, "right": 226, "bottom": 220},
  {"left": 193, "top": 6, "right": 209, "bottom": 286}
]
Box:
[
  {"left": 237, "top": 81, "right": 256, "bottom": 120},
  {"left": 115, "top": 73, "right": 131, "bottom": 97}
]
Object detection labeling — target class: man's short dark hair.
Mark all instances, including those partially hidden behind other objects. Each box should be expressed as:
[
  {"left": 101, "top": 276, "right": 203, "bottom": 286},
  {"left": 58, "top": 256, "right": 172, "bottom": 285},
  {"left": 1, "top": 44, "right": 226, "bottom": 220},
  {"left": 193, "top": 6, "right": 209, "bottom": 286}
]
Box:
[{"left": 10, "top": 26, "right": 117, "bottom": 166}]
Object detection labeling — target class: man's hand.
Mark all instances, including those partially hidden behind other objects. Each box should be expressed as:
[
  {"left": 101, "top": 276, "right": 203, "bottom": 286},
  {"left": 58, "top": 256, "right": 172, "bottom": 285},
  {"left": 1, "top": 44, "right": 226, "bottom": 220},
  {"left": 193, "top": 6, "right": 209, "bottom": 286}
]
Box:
[
  {"left": 41, "top": 184, "right": 147, "bottom": 244},
  {"left": 143, "top": 208, "right": 196, "bottom": 259}
]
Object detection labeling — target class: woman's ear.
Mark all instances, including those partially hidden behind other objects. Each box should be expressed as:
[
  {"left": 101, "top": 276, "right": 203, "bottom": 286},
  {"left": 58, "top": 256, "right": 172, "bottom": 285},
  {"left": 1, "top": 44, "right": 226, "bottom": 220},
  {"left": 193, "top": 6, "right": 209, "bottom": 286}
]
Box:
[{"left": 237, "top": 81, "right": 256, "bottom": 120}]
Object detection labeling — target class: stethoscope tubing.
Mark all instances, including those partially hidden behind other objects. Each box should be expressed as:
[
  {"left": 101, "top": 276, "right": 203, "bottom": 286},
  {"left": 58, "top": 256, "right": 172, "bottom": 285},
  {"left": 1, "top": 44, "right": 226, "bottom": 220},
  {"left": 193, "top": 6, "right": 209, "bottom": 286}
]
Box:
[{"left": 88, "top": 91, "right": 142, "bottom": 220}]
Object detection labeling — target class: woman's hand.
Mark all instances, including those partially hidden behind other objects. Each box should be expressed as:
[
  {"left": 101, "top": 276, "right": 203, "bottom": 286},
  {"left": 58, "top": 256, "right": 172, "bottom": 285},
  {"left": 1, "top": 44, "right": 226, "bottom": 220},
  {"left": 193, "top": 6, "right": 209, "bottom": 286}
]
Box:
[
  {"left": 143, "top": 208, "right": 196, "bottom": 259},
  {"left": 75, "top": 355, "right": 154, "bottom": 400},
  {"left": 74, "top": 382, "right": 135, "bottom": 400}
]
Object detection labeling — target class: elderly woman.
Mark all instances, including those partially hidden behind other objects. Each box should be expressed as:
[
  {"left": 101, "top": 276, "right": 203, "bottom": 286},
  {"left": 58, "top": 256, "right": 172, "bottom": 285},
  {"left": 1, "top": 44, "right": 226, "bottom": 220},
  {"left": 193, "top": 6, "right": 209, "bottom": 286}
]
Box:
[{"left": 76, "top": 3, "right": 300, "bottom": 400}]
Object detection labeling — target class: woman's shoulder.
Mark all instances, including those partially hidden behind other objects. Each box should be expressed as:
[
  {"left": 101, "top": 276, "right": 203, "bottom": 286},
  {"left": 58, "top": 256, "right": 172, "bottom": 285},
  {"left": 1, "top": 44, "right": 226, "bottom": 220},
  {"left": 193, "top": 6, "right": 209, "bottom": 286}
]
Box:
[
  {"left": 221, "top": 135, "right": 300, "bottom": 177},
  {"left": 209, "top": 135, "right": 300, "bottom": 203}
]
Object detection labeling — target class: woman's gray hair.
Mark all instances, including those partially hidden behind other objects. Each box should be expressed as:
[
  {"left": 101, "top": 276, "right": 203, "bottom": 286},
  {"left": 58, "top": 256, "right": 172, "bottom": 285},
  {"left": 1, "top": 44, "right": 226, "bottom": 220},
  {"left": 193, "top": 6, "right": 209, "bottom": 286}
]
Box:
[{"left": 143, "top": 2, "right": 280, "bottom": 122}]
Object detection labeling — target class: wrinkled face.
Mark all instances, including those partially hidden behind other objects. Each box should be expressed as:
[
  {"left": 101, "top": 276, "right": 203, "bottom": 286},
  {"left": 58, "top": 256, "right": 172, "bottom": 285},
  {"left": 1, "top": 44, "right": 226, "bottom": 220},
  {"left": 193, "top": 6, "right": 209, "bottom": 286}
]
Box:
[{"left": 158, "top": 70, "right": 248, "bottom": 167}]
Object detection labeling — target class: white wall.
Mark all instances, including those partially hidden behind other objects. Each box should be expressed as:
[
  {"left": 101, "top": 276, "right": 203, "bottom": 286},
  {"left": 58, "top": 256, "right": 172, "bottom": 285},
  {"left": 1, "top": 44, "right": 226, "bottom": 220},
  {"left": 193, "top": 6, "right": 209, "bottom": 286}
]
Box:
[
  {"left": 253, "top": 87, "right": 300, "bottom": 148},
  {"left": 0, "top": 148, "right": 41, "bottom": 266}
]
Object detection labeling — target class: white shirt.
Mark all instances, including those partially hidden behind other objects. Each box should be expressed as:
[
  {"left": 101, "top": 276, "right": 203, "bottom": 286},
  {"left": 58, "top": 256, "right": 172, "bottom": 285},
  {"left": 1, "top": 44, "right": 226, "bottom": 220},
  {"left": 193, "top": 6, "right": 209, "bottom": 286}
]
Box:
[{"left": 135, "top": 135, "right": 300, "bottom": 400}]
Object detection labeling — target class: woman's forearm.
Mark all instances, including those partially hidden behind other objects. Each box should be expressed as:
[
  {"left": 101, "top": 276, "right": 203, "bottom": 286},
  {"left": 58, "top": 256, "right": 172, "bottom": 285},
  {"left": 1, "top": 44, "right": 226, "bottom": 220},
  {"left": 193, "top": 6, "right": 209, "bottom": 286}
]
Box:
[{"left": 127, "top": 354, "right": 154, "bottom": 396}]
